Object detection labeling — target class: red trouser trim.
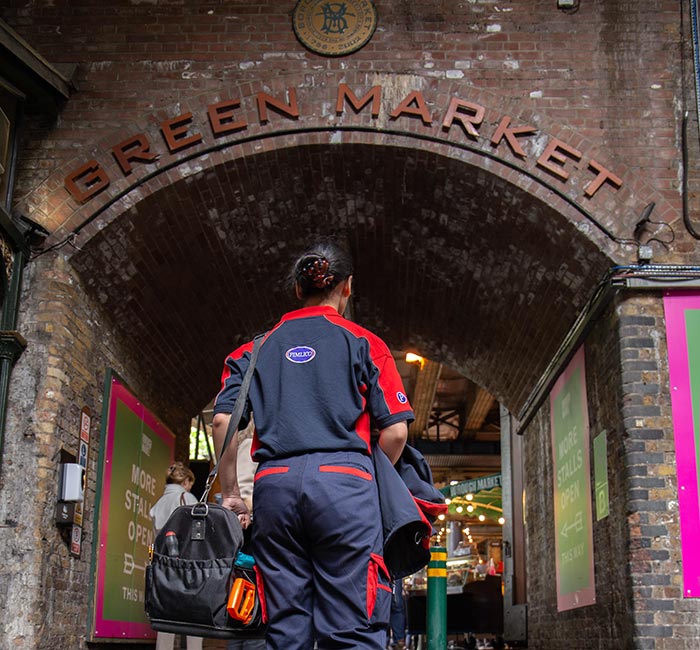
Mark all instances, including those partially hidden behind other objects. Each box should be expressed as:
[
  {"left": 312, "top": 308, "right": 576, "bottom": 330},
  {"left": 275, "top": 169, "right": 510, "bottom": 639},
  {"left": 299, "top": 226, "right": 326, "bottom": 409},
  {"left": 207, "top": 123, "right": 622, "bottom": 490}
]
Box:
[
  {"left": 319, "top": 465, "right": 372, "bottom": 481},
  {"left": 255, "top": 466, "right": 289, "bottom": 481}
]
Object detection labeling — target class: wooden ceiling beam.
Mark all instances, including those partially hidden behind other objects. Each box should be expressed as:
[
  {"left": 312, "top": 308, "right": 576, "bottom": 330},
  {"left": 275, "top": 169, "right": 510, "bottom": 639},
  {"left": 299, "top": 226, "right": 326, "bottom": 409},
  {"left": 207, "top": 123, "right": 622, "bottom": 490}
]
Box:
[
  {"left": 464, "top": 386, "right": 496, "bottom": 435},
  {"left": 408, "top": 359, "right": 441, "bottom": 439}
]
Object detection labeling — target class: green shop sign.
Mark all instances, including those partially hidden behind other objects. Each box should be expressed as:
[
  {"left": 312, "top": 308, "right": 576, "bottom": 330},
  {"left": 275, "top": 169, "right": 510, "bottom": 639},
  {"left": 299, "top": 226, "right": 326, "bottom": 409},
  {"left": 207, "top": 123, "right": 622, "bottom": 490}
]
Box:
[
  {"left": 549, "top": 346, "right": 596, "bottom": 611},
  {"left": 90, "top": 373, "right": 175, "bottom": 640}
]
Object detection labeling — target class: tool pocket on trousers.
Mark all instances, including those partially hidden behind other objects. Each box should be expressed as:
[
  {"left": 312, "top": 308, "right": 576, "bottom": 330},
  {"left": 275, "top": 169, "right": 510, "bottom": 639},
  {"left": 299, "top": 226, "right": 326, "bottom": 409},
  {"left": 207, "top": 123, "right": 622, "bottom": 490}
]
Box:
[
  {"left": 366, "top": 552, "right": 392, "bottom": 623},
  {"left": 254, "top": 564, "right": 268, "bottom": 625}
]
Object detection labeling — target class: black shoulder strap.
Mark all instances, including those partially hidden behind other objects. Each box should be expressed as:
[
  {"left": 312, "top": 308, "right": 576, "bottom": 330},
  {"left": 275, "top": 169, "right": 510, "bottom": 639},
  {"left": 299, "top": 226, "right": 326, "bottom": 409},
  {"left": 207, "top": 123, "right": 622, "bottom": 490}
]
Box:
[{"left": 201, "top": 333, "right": 264, "bottom": 502}]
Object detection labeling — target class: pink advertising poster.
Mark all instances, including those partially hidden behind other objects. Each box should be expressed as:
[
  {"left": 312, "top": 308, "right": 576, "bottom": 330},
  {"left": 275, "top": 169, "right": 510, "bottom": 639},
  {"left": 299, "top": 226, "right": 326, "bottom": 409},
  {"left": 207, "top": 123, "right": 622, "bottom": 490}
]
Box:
[{"left": 664, "top": 291, "right": 700, "bottom": 598}]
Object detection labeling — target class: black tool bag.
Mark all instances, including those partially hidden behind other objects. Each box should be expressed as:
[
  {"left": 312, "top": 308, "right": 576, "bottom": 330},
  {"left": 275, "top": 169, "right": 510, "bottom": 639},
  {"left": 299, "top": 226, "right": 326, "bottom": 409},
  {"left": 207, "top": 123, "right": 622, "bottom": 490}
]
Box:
[
  {"left": 145, "top": 503, "right": 264, "bottom": 638},
  {"left": 145, "top": 335, "right": 266, "bottom": 639}
]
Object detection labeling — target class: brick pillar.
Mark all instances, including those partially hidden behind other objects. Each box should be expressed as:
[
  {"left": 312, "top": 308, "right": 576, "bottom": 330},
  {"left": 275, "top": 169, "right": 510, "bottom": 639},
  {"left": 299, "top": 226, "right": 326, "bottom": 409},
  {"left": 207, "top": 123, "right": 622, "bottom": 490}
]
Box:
[{"left": 617, "top": 293, "right": 698, "bottom": 647}]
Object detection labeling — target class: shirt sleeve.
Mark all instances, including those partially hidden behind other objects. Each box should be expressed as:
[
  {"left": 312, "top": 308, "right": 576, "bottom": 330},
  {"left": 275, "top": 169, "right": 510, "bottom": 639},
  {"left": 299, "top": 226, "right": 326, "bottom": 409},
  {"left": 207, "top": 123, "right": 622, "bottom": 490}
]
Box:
[
  {"left": 364, "top": 333, "right": 414, "bottom": 429},
  {"left": 212, "top": 340, "right": 254, "bottom": 421}
]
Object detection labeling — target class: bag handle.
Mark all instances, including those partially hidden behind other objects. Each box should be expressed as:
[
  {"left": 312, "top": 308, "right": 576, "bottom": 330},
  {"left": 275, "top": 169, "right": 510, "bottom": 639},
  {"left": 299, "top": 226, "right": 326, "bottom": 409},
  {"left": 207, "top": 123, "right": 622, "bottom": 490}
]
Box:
[{"left": 201, "top": 333, "right": 264, "bottom": 503}]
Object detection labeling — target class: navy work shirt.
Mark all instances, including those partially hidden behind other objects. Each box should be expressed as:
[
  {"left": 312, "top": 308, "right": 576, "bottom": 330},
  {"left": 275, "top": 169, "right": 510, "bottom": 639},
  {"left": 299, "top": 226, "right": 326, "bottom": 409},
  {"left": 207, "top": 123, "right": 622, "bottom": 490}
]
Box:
[{"left": 213, "top": 305, "right": 414, "bottom": 461}]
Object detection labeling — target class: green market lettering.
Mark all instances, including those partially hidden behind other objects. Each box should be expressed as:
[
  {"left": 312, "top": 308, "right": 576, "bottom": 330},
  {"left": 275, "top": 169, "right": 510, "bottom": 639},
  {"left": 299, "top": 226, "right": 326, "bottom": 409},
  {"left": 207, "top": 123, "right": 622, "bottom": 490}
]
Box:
[
  {"left": 64, "top": 83, "right": 623, "bottom": 205},
  {"left": 446, "top": 473, "right": 502, "bottom": 498}
]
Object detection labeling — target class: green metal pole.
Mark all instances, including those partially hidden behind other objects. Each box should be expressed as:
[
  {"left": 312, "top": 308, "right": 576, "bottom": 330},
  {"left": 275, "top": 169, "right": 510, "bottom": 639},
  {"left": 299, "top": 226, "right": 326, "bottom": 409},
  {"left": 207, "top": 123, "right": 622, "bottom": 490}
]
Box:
[{"left": 427, "top": 545, "right": 447, "bottom": 650}]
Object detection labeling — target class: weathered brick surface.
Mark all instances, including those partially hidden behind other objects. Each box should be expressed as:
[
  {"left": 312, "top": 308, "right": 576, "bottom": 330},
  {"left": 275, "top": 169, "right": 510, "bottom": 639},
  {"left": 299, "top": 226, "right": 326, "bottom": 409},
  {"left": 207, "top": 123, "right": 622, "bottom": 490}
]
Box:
[
  {"left": 0, "top": 253, "right": 191, "bottom": 650},
  {"left": 0, "top": 0, "right": 692, "bottom": 248},
  {"left": 616, "top": 294, "right": 700, "bottom": 649},
  {"left": 523, "top": 298, "right": 632, "bottom": 649}
]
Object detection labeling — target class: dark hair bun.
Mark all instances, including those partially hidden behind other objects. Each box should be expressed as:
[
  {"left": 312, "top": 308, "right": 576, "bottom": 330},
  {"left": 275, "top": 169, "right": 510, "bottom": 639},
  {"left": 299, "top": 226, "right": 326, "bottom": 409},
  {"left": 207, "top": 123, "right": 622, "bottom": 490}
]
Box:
[{"left": 291, "top": 238, "right": 354, "bottom": 299}]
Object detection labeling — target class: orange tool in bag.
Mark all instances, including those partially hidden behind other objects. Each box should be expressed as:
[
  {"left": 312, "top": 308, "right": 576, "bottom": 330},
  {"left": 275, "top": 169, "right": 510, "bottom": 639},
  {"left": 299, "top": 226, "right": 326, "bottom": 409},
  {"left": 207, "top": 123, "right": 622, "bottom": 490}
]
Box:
[{"left": 227, "top": 577, "right": 257, "bottom": 625}]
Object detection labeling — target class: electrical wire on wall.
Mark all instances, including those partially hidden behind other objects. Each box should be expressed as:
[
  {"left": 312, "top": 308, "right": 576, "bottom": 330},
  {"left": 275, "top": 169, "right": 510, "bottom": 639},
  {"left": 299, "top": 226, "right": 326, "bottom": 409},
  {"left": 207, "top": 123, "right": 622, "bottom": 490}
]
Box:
[
  {"left": 682, "top": 111, "right": 700, "bottom": 240},
  {"left": 691, "top": 0, "right": 700, "bottom": 143}
]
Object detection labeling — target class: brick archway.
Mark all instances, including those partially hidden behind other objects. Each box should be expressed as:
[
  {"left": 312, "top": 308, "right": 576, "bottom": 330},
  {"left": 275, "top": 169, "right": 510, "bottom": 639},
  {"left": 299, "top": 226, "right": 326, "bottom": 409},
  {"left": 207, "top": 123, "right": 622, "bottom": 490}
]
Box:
[
  {"left": 23, "top": 74, "right": 669, "bottom": 421},
  {"left": 68, "top": 139, "right": 614, "bottom": 418},
  {"left": 31, "top": 72, "right": 677, "bottom": 418}
]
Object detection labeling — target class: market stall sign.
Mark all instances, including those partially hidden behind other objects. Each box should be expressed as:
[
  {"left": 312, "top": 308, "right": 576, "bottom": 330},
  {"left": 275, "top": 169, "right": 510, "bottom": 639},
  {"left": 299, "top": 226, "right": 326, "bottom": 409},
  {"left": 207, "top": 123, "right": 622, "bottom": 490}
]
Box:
[
  {"left": 442, "top": 473, "right": 502, "bottom": 499},
  {"left": 90, "top": 373, "right": 175, "bottom": 640},
  {"left": 593, "top": 430, "right": 609, "bottom": 521},
  {"left": 550, "top": 345, "right": 596, "bottom": 612}
]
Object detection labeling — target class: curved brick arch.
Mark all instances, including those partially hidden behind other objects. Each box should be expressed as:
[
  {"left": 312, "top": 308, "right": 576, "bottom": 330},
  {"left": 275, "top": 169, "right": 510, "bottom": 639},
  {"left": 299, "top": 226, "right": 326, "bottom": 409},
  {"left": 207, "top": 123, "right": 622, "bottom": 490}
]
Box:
[
  {"left": 24, "top": 72, "right": 682, "bottom": 263},
  {"left": 69, "top": 138, "right": 614, "bottom": 417},
  {"left": 37, "top": 73, "right": 682, "bottom": 416}
]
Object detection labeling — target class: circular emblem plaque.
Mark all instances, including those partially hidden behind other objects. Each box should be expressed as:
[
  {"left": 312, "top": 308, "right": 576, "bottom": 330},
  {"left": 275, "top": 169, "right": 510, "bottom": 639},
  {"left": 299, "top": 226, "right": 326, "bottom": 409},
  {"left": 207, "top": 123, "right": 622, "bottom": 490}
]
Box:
[{"left": 292, "top": 0, "right": 378, "bottom": 57}]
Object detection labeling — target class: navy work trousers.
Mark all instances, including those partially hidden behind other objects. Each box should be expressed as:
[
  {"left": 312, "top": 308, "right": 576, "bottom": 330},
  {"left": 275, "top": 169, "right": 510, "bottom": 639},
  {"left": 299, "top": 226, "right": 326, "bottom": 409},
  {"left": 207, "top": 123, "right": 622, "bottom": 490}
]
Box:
[{"left": 251, "top": 451, "right": 392, "bottom": 650}]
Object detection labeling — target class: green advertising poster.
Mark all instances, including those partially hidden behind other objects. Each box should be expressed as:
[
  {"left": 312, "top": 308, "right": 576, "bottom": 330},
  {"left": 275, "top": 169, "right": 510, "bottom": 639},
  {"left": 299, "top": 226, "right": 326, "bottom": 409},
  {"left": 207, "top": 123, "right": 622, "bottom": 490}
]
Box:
[
  {"left": 550, "top": 345, "right": 596, "bottom": 611},
  {"left": 91, "top": 374, "right": 175, "bottom": 639}
]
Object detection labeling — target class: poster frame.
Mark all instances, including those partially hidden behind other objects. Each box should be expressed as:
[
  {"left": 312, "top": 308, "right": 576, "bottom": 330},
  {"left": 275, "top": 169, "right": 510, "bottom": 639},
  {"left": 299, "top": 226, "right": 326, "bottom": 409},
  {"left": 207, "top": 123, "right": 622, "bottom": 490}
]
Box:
[
  {"left": 87, "top": 369, "right": 175, "bottom": 640},
  {"left": 549, "top": 345, "right": 596, "bottom": 611}
]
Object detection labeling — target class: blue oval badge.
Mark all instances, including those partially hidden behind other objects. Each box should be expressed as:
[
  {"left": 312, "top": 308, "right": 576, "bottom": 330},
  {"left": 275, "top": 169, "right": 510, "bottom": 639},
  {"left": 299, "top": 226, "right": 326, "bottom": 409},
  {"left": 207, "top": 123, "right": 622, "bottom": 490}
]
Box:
[
  {"left": 397, "top": 391, "right": 408, "bottom": 404},
  {"left": 285, "top": 346, "right": 316, "bottom": 364}
]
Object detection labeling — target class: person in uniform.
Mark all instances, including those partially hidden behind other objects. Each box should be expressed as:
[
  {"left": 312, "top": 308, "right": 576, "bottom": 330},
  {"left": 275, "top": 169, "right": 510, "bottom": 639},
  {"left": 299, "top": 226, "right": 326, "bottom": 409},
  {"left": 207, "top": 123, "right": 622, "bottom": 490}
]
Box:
[{"left": 212, "top": 238, "right": 413, "bottom": 650}]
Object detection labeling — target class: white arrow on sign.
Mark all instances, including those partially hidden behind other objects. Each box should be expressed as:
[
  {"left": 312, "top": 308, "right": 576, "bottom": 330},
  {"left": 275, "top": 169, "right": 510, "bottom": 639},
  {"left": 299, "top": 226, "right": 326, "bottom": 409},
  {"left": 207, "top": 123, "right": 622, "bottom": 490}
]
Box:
[
  {"left": 560, "top": 510, "right": 584, "bottom": 539},
  {"left": 123, "top": 553, "right": 146, "bottom": 575}
]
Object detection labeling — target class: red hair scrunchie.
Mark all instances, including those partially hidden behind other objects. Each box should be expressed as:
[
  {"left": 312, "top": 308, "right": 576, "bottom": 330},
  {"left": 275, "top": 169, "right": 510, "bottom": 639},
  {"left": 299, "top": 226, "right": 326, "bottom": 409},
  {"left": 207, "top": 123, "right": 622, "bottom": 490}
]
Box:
[{"left": 302, "top": 257, "right": 335, "bottom": 289}]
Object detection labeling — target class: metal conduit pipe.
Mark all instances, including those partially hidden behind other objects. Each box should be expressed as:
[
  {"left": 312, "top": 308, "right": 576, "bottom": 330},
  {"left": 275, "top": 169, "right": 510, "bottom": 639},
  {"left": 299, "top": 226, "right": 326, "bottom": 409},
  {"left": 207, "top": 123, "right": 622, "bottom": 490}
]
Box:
[{"left": 515, "top": 264, "right": 700, "bottom": 436}]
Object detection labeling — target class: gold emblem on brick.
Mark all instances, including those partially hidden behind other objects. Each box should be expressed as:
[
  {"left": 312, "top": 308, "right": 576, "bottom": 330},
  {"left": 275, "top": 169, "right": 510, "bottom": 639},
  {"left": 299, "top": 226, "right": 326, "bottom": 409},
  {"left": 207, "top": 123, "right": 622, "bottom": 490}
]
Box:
[{"left": 292, "top": 0, "right": 378, "bottom": 57}]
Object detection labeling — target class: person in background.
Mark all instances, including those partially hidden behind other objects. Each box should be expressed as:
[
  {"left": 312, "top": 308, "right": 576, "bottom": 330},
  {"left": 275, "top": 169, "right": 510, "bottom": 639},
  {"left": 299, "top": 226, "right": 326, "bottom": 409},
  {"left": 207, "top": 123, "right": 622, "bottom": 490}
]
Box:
[
  {"left": 212, "top": 237, "right": 413, "bottom": 650},
  {"left": 234, "top": 419, "right": 258, "bottom": 526},
  {"left": 149, "top": 462, "right": 202, "bottom": 650},
  {"left": 487, "top": 557, "right": 497, "bottom": 576},
  {"left": 388, "top": 582, "right": 406, "bottom": 649}
]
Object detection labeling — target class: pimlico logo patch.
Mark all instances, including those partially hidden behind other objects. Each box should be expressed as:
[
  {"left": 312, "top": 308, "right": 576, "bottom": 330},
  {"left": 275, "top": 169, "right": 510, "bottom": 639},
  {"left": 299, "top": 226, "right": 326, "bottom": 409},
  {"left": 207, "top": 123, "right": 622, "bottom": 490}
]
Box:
[{"left": 285, "top": 346, "right": 317, "bottom": 364}]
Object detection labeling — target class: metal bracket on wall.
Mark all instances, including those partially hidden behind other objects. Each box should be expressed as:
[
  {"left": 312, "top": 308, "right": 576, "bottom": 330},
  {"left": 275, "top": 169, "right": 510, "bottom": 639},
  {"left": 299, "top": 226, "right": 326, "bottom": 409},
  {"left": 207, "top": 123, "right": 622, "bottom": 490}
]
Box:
[{"left": 0, "top": 329, "right": 26, "bottom": 361}]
